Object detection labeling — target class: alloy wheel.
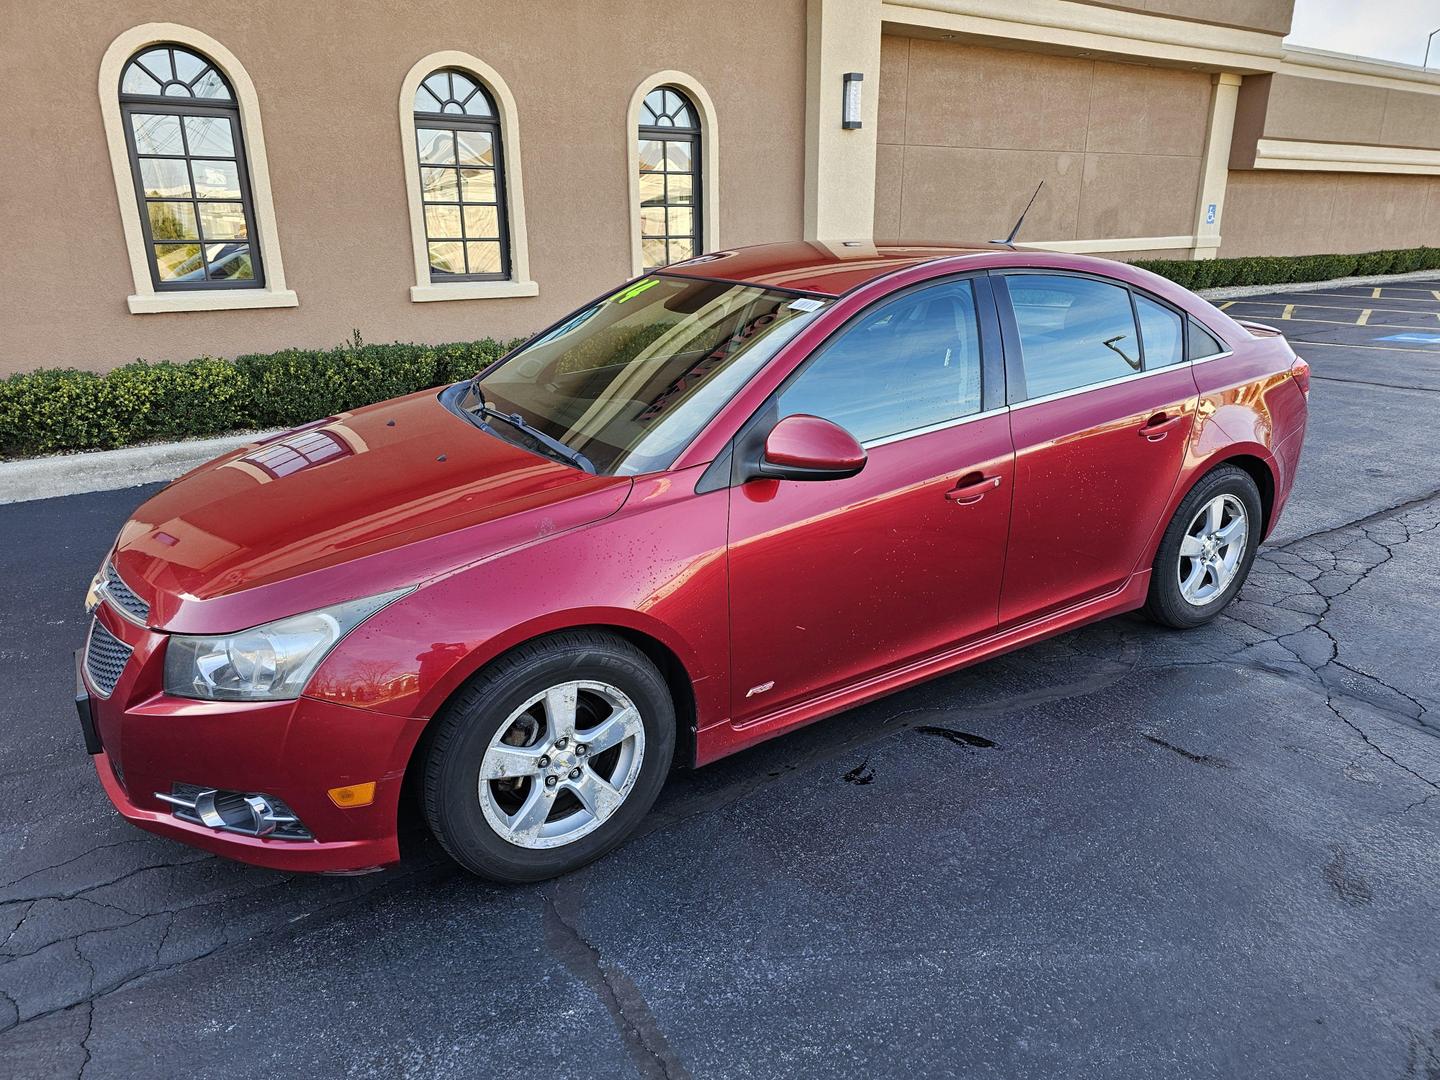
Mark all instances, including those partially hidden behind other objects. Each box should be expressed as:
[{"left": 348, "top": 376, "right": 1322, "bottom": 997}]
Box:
[
  {"left": 1177, "top": 493, "right": 1249, "bottom": 606},
  {"left": 477, "top": 680, "right": 646, "bottom": 849}
]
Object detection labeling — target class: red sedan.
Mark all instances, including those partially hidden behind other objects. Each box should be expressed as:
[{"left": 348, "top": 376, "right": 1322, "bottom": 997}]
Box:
[{"left": 77, "top": 242, "right": 1309, "bottom": 881}]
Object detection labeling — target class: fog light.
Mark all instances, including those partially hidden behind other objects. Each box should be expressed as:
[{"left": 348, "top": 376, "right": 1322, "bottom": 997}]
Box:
[
  {"left": 156, "top": 783, "right": 313, "bottom": 840},
  {"left": 327, "top": 782, "right": 376, "bottom": 808}
]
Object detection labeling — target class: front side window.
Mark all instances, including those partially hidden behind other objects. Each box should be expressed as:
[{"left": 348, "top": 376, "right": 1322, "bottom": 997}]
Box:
[
  {"left": 637, "top": 88, "right": 701, "bottom": 271},
  {"left": 775, "top": 280, "right": 983, "bottom": 444},
  {"left": 1006, "top": 275, "right": 1141, "bottom": 399},
  {"left": 462, "top": 276, "right": 828, "bottom": 475},
  {"left": 414, "top": 69, "right": 509, "bottom": 281},
  {"left": 120, "top": 45, "right": 261, "bottom": 289}
]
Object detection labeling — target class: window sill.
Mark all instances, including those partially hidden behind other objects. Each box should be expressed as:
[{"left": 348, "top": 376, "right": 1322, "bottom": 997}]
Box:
[
  {"left": 127, "top": 289, "right": 299, "bottom": 315},
  {"left": 410, "top": 280, "right": 539, "bottom": 303}
]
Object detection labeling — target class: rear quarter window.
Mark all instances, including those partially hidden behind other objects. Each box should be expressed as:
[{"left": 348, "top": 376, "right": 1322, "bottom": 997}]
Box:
[{"left": 1187, "top": 318, "right": 1227, "bottom": 359}]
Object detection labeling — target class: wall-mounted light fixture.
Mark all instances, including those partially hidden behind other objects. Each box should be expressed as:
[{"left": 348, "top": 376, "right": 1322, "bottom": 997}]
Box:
[{"left": 842, "top": 72, "right": 863, "bottom": 129}]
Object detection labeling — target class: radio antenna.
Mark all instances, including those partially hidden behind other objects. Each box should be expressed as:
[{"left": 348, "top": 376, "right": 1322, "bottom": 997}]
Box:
[{"left": 992, "top": 181, "right": 1045, "bottom": 247}]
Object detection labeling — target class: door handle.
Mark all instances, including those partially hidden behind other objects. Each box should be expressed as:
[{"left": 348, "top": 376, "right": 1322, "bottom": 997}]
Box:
[
  {"left": 945, "top": 473, "right": 1002, "bottom": 505},
  {"left": 1139, "top": 412, "right": 1184, "bottom": 441}
]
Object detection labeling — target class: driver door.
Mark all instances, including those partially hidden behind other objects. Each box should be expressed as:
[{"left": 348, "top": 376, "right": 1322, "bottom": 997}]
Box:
[{"left": 725, "top": 276, "right": 1015, "bottom": 725}]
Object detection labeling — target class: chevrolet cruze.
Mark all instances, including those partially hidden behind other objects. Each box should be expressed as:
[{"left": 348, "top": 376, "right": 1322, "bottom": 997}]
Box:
[{"left": 77, "top": 242, "right": 1309, "bottom": 882}]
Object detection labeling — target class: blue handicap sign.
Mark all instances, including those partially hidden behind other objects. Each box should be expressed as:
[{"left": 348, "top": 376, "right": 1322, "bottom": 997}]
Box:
[
  {"left": 1376, "top": 333, "right": 1440, "bottom": 343},
  {"left": 1205, "top": 203, "right": 1216, "bottom": 225}
]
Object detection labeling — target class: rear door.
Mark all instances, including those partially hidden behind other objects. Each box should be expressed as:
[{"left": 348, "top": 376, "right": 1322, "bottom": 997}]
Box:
[
  {"left": 725, "top": 275, "right": 1014, "bottom": 723},
  {"left": 994, "top": 271, "right": 1197, "bottom": 625}
]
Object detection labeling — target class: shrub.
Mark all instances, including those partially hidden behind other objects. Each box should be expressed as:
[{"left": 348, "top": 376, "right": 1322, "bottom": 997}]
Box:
[
  {"left": 0, "top": 336, "right": 521, "bottom": 459},
  {"left": 1133, "top": 246, "right": 1440, "bottom": 291}
]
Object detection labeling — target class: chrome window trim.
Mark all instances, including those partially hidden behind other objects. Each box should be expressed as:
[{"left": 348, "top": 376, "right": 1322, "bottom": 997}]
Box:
[
  {"left": 1007, "top": 349, "right": 1236, "bottom": 412},
  {"left": 1190, "top": 349, "right": 1235, "bottom": 365},
  {"left": 861, "top": 406, "right": 1008, "bottom": 450},
  {"left": 1010, "top": 363, "right": 1175, "bottom": 411}
]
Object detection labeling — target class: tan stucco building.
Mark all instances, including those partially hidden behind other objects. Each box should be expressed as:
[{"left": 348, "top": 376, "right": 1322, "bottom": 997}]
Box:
[{"left": 4, "top": 0, "right": 1439, "bottom": 376}]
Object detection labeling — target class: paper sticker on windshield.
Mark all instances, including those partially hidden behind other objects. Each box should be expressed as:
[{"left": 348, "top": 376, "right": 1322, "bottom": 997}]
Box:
[
  {"left": 787, "top": 298, "right": 824, "bottom": 313},
  {"left": 611, "top": 279, "right": 660, "bottom": 304}
]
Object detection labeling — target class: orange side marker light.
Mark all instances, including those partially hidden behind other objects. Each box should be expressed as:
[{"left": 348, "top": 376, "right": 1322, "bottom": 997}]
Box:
[{"left": 327, "top": 782, "right": 376, "bottom": 808}]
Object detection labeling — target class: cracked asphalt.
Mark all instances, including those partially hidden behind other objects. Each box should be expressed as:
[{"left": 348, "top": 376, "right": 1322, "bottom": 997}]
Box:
[{"left": 3, "top": 279, "right": 1439, "bottom": 1079}]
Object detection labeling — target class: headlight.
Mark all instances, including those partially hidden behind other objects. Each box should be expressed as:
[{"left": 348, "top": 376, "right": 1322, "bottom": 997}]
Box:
[{"left": 163, "top": 588, "right": 409, "bottom": 701}]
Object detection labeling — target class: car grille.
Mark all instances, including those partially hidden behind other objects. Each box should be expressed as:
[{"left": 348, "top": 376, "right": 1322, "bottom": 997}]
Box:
[
  {"left": 103, "top": 563, "right": 150, "bottom": 624},
  {"left": 85, "top": 620, "right": 133, "bottom": 697}
]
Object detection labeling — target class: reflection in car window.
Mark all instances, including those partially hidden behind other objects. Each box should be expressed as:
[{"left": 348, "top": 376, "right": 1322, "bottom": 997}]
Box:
[
  {"left": 1135, "top": 294, "right": 1184, "bottom": 368},
  {"left": 1007, "top": 275, "right": 1141, "bottom": 398},
  {"left": 774, "top": 280, "right": 983, "bottom": 444},
  {"left": 470, "top": 276, "right": 829, "bottom": 475}
]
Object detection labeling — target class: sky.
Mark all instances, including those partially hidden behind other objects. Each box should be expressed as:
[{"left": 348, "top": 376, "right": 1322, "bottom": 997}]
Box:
[{"left": 1284, "top": 0, "right": 1440, "bottom": 66}]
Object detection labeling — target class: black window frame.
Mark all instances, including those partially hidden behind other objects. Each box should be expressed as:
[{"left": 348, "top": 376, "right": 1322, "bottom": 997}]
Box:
[
  {"left": 119, "top": 45, "right": 265, "bottom": 292},
  {"left": 413, "top": 69, "right": 512, "bottom": 283},
  {"left": 637, "top": 86, "right": 703, "bottom": 272},
  {"left": 993, "top": 269, "right": 1211, "bottom": 404}
]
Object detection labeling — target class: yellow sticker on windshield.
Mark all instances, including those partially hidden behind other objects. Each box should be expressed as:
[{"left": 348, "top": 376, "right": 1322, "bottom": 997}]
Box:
[{"left": 612, "top": 279, "right": 660, "bottom": 304}]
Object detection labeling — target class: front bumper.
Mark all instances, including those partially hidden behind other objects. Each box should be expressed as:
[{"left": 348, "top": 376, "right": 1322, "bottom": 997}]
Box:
[{"left": 80, "top": 605, "right": 425, "bottom": 873}]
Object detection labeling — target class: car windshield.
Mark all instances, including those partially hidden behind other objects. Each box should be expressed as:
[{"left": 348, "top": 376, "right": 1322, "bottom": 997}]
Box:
[{"left": 460, "top": 275, "right": 830, "bottom": 475}]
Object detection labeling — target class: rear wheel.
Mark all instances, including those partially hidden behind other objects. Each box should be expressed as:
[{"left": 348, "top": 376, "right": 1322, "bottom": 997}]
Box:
[
  {"left": 422, "top": 632, "right": 675, "bottom": 882},
  {"left": 1144, "top": 465, "right": 1262, "bottom": 629}
]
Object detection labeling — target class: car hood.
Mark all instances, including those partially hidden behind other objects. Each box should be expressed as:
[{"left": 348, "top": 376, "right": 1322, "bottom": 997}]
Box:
[{"left": 110, "top": 389, "right": 633, "bottom": 633}]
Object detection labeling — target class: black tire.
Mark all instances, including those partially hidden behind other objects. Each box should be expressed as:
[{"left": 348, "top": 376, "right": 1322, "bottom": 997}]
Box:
[
  {"left": 422, "top": 631, "right": 675, "bottom": 882},
  {"left": 1143, "top": 464, "right": 1263, "bottom": 629}
]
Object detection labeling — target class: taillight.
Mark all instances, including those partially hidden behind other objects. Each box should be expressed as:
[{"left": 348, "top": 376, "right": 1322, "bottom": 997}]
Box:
[{"left": 1290, "top": 356, "right": 1310, "bottom": 397}]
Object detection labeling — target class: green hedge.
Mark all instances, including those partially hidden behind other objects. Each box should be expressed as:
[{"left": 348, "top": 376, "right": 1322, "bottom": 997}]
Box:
[
  {"left": 0, "top": 336, "right": 522, "bottom": 459},
  {"left": 5, "top": 245, "right": 1438, "bottom": 459},
  {"left": 1133, "top": 246, "right": 1440, "bottom": 291}
]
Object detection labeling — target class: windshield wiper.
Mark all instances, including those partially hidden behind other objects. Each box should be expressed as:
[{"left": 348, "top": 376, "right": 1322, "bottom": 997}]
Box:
[{"left": 474, "top": 403, "right": 595, "bottom": 473}]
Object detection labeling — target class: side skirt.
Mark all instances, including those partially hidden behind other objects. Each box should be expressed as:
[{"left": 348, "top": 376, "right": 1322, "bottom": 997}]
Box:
[{"left": 694, "top": 571, "right": 1150, "bottom": 767}]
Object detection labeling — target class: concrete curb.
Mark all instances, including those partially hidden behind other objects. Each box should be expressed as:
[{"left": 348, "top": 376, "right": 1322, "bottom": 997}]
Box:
[
  {"left": 1198, "top": 267, "right": 1440, "bottom": 300},
  {"left": 3, "top": 268, "right": 1438, "bottom": 508},
  {"left": 0, "top": 430, "right": 281, "bottom": 507}
]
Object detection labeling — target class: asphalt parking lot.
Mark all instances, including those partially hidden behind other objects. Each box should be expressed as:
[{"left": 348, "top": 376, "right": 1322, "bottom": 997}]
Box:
[{"left": 2, "top": 278, "right": 1439, "bottom": 1079}]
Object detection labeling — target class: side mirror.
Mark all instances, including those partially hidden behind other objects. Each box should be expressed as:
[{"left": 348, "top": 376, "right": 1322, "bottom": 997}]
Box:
[{"left": 755, "top": 414, "right": 866, "bottom": 482}]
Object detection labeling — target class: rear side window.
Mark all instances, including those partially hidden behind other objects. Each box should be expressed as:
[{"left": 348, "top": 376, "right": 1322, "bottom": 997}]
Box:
[
  {"left": 775, "top": 279, "right": 982, "bottom": 444},
  {"left": 1006, "top": 275, "right": 1141, "bottom": 398},
  {"left": 1135, "top": 295, "right": 1184, "bottom": 368},
  {"left": 1187, "top": 318, "right": 1226, "bottom": 360}
]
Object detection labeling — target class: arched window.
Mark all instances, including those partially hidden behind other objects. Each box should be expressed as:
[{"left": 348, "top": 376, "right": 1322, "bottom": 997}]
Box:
[
  {"left": 637, "top": 87, "right": 702, "bottom": 271},
  {"left": 413, "top": 69, "right": 510, "bottom": 282},
  {"left": 119, "top": 44, "right": 262, "bottom": 289}
]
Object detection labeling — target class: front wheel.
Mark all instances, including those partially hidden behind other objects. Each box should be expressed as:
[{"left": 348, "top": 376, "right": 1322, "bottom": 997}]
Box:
[
  {"left": 422, "top": 631, "right": 675, "bottom": 882},
  {"left": 1144, "top": 465, "right": 1263, "bottom": 629}
]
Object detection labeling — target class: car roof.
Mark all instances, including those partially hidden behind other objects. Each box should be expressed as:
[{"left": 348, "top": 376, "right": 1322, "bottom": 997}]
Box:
[{"left": 658, "top": 240, "right": 1002, "bottom": 297}]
